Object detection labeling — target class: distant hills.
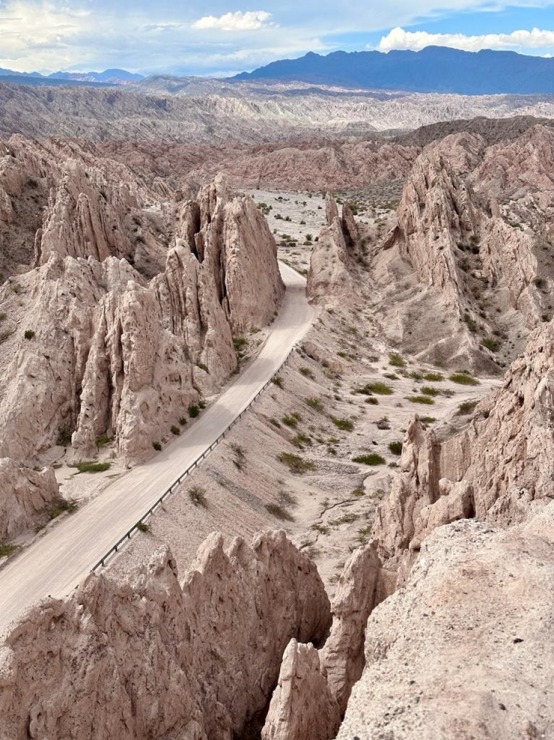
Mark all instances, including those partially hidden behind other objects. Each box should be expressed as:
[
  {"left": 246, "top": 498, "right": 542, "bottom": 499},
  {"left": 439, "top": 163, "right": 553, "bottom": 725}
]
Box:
[
  {"left": 234, "top": 47, "right": 554, "bottom": 95},
  {"left": 0, "top": 68, "right": 143, "bottom": 87}
]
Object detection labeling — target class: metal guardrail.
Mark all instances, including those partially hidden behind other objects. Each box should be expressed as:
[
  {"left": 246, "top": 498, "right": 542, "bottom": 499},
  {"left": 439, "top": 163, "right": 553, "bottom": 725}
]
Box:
[{"left": 91, "top": 347, "right": 295, "bottom": 571}]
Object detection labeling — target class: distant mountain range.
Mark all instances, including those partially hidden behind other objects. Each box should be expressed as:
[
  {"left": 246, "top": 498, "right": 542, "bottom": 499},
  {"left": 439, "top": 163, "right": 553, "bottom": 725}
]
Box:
[
  {"left": 234, "top": 47, "right": 554, "bottom": 95},
  {"left": 0, "top": 68, "right": 144, "bottom": 87}
]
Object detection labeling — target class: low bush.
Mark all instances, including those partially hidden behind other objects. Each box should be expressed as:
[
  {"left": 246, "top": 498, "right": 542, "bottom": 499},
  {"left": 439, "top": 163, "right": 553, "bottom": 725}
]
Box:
[
  {"left": 457, "top": 400, "right": 479, "bottom": 416},
  {"left": 449, "top": 373, "right": 480, "bottom": 386},
  {"left": 352, "top": 453, "right": 386, "bottom": 466},
  {"left": 389, "top": 352, "right": 406, "bottom": 368},
  {"left": 48, "top": 499, "right": 78, "bottom": 520},
  {"left": 188, "top": 404, "right": 200, "bottom": 418},
  {"left": 152, "top": 441, "right": 162, "bottom": 451},
  {"left": 406, "top": 395, "right": 435, "bottom": 405},
  {"left": 170, "top": 425, "right": 180, "bottom": 436},
  {"left": 265, "top": 503, "right": 294, "bottom": 521},
  {"left": 73, "top": 461, "right": 111, "bottom": 474},
  {"left": 388, "top": 441, "right": 403, "bottom": 455},
  {"left": 189, "top": 486, "right": 208, "bottom": 507},
  {"left": 331, "top": 417, "right": 354, "bottom": 431},
  {"left": 278, "top": 452, "right": 316, "bottom": 474}
]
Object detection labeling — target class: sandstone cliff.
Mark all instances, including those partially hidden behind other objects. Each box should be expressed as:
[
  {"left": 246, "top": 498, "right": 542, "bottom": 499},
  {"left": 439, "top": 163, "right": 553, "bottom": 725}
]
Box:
[
  {"left": 0, "top": 531, "right": 330, "bottom": 740},
  {"left": 0, "top": 143, "right": 283, "bottom": 462}
]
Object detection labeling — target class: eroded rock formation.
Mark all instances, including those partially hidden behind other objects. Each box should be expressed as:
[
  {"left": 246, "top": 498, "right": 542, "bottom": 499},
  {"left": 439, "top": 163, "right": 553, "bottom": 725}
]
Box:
[
  {"left": 0, "top": 459, "right": 60, "bottom": 542},
  {"left": 0, "top": 531, "right": 330, "bottom": 740},
  {"left": 307, "top": 194, "right": 359, "bottom": 302},
  {"left": 339, "top": 508, "right": 554, "bottom": 739},
  {"left": 0, "top": 144, "right": 284, "bottom": 462}
]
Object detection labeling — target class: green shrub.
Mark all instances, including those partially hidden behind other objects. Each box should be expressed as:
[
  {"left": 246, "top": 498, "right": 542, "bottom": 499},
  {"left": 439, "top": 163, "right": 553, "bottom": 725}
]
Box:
[
  {"left": 265, "top": 503, "right": 294, "bottom": 521},
  {"left": 299, "top": 367, "right": 315, "bottom": 379},
  {"left": 421, "top": 386, "right": 441, "bottom": 397},
  {"left": 171, "top": 425, "right": 180, "bottom": 436},
  {"left": 272, "top": 376, "right": 284, "bottom": 389},
  {"left": 188, "top": 404, "right": 200, "bottom": 418},
  {"left": 353, "top": 454, "right": 386, "bottom": 466},
  {"left": 282, "top": 414, "right": 299, "bottom": 428},
  {"left": 278, "top": 452, "right": 316, "bottom": 474},
  {"left": 423, "top": 372, "right": 444, "bottom": 382},
  {"left": 406, "top": 395, "right": 435, "bottom": 405},
  {"left": 420, "top": 416, "right": 437, "bottom": 424},
  {"left": 179, "top": 417, "right": 187, "bottom": 426},
  {"left": 481, "top": 338, "right": 500, "bottom": 352},
  {"left": 152, "top": 441, "right": 162, "bottom": 451},
  {"left": 73, "top": 461, "right": 111, "bottom": 474},
  {"left": 457, "top": 400, "right": 479, "bottom": 416},
  {"left": 366, "top": 382, "right": 393, "bottom": 395},
  {"left": 95, "top": 434, "right": 112, "bottom": 448},
  {"left": 389, "top": 352, "right": 406, "bottom": 368},
  {"left": 292, "top": 433, "right": 312, "bottom": 449},
  {"left": 365, "top": 397, "right": 379, "bottom": 405},
  {"left": 449, "top": 373, "right": 480, "bottom": 386},
  {"left": 305, "top": 397, "right": 324, "bottom": 412},
  {"left": 24, "top": 329, "right": 35, "bottom": 340},
  {"left": 48, "top": 499, "right": 78, "bottom": 520},
  {"left": 331, "top": 417, "right": 354, "bottom": 431},
  {"left": 0, "top": 543, "right": 17, "bottom": 558},
  {"left": 388, "top": 441, "right": 403, "bottom": 455},
  {"left": 136, "top": 521, "right": 150, "bottom": 533}
]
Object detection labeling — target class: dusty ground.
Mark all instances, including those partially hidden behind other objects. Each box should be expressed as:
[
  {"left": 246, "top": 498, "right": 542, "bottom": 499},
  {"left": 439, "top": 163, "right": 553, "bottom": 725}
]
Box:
[{"left": 104, "top": 296, "right": 497, "bottom": 596}]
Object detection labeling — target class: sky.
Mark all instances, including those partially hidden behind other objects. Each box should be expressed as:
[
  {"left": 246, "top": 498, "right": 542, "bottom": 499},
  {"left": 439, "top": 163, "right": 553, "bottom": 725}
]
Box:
[{"left": 0, "top": 0, "right": 553, "bottom": 76}]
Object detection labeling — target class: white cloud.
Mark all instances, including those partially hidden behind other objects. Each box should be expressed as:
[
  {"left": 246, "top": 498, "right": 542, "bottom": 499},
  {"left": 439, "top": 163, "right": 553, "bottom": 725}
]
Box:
[
  {"left": 193, "top": 10, "right": 274, "bottom": 32},
  {"left": 377, "top": 26, "right": 554, "bottom": 53}
]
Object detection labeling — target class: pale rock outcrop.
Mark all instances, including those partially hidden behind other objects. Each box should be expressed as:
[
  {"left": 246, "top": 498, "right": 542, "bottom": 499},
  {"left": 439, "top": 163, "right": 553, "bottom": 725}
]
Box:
[
  {"left": 175, "top": 176, "right": 284, "bottom": 334},
  {"left": 0, "top": 170, "right": 283, "bottom": 462},
  {"left": 262, "top": 543, "right": 382, "bottom": 740},
  {"left": 321, "top": 543, "right": 381, "bottom": 713},
  {"left": 0, "top": 459, "right": 60, "bottom": 542},
  {"left": 339, "top": 508, "right": 554, "bottom": 739},
  {"left": 307, "top": 194, "right": 358, "bottom": 302},
  {"left": 0, "top": 531, "right": 331, "bottom": 740},
  {"left": 373, "top": 318, "right": 554, "bottom": 577},
  {"left": 262, "top": 640, "right": 341, "bottom": 740}
]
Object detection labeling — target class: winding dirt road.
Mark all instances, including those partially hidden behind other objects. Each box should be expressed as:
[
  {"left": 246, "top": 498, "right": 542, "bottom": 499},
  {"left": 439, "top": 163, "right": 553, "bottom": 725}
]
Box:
[{"left": 0, "top": 263, "right": 315, "bottom": 634}]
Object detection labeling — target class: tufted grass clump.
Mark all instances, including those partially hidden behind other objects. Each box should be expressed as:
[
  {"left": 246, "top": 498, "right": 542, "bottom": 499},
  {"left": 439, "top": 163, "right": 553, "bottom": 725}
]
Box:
[
  {"left": 389, "top": 352, "right": 406, "bottom": 368},
  {"left": 388, "top": 441, "right": 403, "bottom": 455},
  {"left": 406, "top": 395, "right": 435, "bottom": 405},
  {"left": 353, "top": 453, "right": 386, "bottom": 466},
  {"left": 331, "top": 417, "right": 354, "bottom": 431},
  {"left": 449, "top": 373, "right": 480, "bottom": 386},
  {"left": 73, "top": 461, "right": 111, "bottom": 474},
  {"left": 457, "top": 400, "right": 479, "bottom": 416},
  {"left": 278, "top": 452, "right": 316, "bottom": 474},
  {"left": 366, "top": 382, "right": 394, "bottom": 396}
]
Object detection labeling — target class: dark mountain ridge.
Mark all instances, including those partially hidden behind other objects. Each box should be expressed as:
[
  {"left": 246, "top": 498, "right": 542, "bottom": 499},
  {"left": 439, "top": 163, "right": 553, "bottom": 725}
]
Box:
[{"left": 234, "top": 46, "right": 554, "bottom": 95}]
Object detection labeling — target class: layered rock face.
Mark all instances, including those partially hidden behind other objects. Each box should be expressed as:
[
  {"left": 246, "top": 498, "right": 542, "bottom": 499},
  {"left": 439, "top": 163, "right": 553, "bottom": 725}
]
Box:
[
  {"left": 339, "top": 509, "right": 554, "bottom": 739},
  {"left": 0, "top": 459, "right": 60, "bottom": 542},
  {"left": 0, "top": 141, "right": 283, "bottom": 462},
  {"left": 376, "top": 127, "right": 553, "bottom": 370},
  {"left": 0, "top": 531, "right": 330, "bottom": 740}
]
